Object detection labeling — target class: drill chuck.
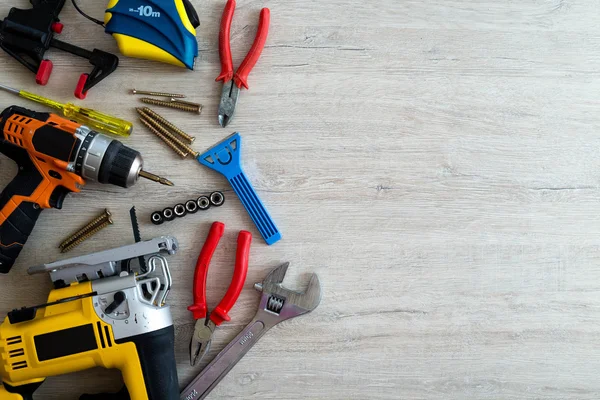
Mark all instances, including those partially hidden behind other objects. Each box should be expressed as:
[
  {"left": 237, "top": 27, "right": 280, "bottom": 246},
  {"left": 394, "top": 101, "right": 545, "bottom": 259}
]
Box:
[
  {"left": 98, "top": 140, "right": 143, "bottom": 188},
  {"left": 74, "top": 127, "right": 143, "bottom": 188}
]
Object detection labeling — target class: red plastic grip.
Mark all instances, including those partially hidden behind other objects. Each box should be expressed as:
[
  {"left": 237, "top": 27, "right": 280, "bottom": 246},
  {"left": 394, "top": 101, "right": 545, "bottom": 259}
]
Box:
[
  {"left": 74, "top": 74, "right": 88, "bottom": 100},
  {"left": 210, "top": 230, "right": 252, "bottom": 326},
  {"left": 35, "top": 60, "right": 53, "bottom": 85},
  {"left": 188, "top": 222, "right": 225, "bottom": 320},
  {"left": 216, "top": 0, "right": 236, "bottom": 83},
  {"left": 51, "top": 22, "right": 64, "bottom": 34},
  {"left": 234, "top": 8, "right": 270, "bottom": 90}
]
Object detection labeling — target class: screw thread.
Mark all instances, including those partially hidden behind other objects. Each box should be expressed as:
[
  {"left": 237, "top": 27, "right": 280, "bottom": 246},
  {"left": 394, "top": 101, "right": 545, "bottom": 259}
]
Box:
[
  {"left": 59, "top": 209, "right": 111, "bottom": 249},
  {"left": 170, "top": 99, "right": 202, "bottom": 114},
  {"left": 132, "top": 89, "right": 185, "bottom": 98},
  {"left": 139, "top": 98, "right": 200, "bottom": 114},
  {"left": 141, "top": 107, "right": 195, "bottom": 143},
  {"left": 137, "top": 115, "right": 190, "bottom": 158},
  {"left": 61, "top": 219, "right": 113, "bottom": 253},
  {"left": 137, "top": 109, "right": 198, "bottom": 157}
]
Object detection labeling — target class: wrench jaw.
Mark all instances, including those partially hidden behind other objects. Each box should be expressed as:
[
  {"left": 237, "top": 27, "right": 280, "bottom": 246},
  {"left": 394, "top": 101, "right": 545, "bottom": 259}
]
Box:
[{"left": 255, "top": 263, "right": 322, "bottom": 322}]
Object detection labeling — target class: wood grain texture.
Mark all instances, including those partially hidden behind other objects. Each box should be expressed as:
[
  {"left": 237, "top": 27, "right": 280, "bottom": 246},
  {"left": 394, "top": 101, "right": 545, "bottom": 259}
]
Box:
[{"left": 1, "top": 0, "right": 600, "bottom": 398}]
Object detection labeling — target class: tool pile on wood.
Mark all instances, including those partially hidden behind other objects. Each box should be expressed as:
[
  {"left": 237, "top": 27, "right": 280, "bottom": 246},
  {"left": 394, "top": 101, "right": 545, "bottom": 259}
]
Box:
[{"left": 0, "top": 0, "right": 320, "bottom": 399}]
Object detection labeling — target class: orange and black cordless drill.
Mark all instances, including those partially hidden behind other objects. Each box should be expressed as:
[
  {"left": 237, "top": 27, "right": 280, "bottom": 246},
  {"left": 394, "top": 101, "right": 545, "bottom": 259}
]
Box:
[{"left": 0, "top": 105, "right": 173, "bottom": 273}]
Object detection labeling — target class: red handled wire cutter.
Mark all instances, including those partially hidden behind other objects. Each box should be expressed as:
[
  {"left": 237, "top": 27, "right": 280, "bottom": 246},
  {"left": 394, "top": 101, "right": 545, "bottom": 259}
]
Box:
[
  {"left": 188, "top": 222, "right": 252, "bottom": 366},
  {"left": 217, "top": 0, "right": 270, "bottom": 128}
]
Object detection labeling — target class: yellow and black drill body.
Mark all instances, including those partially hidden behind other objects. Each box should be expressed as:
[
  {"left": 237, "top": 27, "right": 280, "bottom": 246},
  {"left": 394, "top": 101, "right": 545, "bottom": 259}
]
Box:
[{"left": 0, "top": 237, "right": 180, "bottom": 399}]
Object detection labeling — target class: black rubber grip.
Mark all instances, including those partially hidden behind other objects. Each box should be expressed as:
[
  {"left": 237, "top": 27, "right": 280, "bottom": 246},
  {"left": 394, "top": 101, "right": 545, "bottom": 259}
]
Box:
[
  {"left": 4, "top": 381, "right": 44, "bottom": 400},
  {"left": 80, "top": 326, "right": 179, "bottom": 400},
  {"left": 0, "top": 147, "right": 44, "bottom": 274},
  {"left": 0, "top": 201, "right": 42, "bottom": 274}
]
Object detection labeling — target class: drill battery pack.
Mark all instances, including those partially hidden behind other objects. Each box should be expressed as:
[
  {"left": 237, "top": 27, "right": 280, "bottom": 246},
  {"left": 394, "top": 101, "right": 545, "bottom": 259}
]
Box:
[{"left": 104, "top": 0, "right": 200, "bottom": 69}]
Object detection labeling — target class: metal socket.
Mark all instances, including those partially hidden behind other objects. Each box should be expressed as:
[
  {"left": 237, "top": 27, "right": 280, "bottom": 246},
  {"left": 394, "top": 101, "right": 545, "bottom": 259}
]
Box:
[
  {"left": 163, "top": 207, "right": 176, "bottom": 221},
  {"left": 197, "top": 196, "right": 211, "bottom": 210},
  {"left": 174, "top": 204, "right": 187, "bottom": 218},
  {"left": 185, "top": 200, "right": 199, "bottom": 214},
  {"left": 151, "top": 212, "right": 164, "bottom": 225},
  {"left": 210, "top": 191, "right": 225, "bottom": 207}
]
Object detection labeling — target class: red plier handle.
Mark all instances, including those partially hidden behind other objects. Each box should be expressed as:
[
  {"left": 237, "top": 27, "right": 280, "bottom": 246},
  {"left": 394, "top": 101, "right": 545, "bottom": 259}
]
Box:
[
  {"left": 216, "top": 0, "right": 270, "bottom": 90},
  {"left": 187, "top": 222, "right": 252, "bottom": 326}
]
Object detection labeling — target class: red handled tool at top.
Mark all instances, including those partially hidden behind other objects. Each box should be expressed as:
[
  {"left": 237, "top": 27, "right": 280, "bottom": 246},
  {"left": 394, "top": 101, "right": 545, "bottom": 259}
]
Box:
[
  {"left": 216, "top": 0, "right": 270, "bottom": 127},
  {"left": 189, "top": 222, "right": 252, "bottom": 366}
]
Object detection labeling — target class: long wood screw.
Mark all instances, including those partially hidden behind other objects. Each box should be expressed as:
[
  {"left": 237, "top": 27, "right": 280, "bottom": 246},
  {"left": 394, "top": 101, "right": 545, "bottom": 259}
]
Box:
[
  {"left": 170, "top": 98, "right": 203, "bottom": 115},
  {"left": 137, "top": 108, "right": 198, "bottom": 157},
  {"left": 137, "top": 116, "right": 189, "bottom": 158},
  {"left": 131, "top": 89, "right": 186, "bottom": 98},
  {"left": 139, "top": 98, "right": 201, "bottom": 114},
  {"left": 59, "top": 209, "right": 112, "bottom": 252},
  {"left": 141, "top": 107, "right": 195, "bottom": 143},
  {"left": 61, "top": 218, "right": 114, "bottom": 253}
]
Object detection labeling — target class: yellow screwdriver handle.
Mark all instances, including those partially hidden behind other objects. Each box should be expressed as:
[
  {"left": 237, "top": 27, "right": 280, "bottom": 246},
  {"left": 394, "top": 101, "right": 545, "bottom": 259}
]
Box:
[
  {"left": 63, "top": 104, "right": 133, "bottom": 137},
  {"left": 18, "top": 90, "right": 133, "bottom": 137}
]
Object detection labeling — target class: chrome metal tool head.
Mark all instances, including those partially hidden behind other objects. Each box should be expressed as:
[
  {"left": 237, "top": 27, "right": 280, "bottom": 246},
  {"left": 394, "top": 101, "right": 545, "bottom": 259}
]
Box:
[
  {"left": 255, "top": 262, "right": 322, "bottom": 320},
  {"left": 180, "top": 262, "right": 321, "bottom": 400}
]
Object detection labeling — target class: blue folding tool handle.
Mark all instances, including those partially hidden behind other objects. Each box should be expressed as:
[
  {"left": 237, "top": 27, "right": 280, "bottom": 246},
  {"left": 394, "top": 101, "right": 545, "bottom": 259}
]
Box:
[{"left": 197, "top": 133, "right": 281, "bottom": 245}]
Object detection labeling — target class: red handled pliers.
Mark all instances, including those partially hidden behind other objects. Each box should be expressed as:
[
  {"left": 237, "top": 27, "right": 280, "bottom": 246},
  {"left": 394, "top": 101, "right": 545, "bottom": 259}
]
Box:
[
  {"left": 217, "top": 0, "right": 270, "bottom": 128},
  {"left": 188, "top": 222, "right": 252, "bottom": 366}
]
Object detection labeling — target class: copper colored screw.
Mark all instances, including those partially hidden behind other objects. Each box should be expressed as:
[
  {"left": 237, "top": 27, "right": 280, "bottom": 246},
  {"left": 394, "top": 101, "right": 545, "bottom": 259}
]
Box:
[
  {"left": 61, "top": 218, "right": 113, "bottom": 253},
  {"left": 59, "top": 209, "right": 112, "bottom": 252},
  {"left": 141, "top": 107, "right": 195, "bottom": 143},
  {"left": 137, "top": 114, "right": 190, "bottom": 158},
  {"left": 139, "top": 98, "right": 201, "bottom": 114},
  {"left": 132, "top": 89, "right": 186, "bottom": 98}
]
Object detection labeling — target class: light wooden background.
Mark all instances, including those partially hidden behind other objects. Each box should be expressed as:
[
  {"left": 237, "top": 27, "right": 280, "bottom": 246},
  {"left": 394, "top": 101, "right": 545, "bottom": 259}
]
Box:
[{"left": 1, "top": 0, "right": 600, "bottom": 399}]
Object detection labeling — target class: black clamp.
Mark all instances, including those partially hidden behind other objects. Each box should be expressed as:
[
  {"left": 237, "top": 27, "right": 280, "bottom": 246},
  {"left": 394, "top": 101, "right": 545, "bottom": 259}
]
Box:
[{"left": 0, "top": 0, "right": 119, "bottom": 99}]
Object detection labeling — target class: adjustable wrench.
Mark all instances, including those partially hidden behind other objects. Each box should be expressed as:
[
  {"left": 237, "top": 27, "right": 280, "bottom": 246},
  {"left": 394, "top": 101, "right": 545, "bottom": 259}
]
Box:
[{"left": 180, "top": 262, "right": 322, "bottom": 400}]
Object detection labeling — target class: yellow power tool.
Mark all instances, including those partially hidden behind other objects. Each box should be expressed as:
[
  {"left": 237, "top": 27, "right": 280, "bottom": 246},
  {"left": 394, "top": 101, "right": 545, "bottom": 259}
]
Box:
[{"left": 0, "top": 236, "right": 179, "bottom": 400}]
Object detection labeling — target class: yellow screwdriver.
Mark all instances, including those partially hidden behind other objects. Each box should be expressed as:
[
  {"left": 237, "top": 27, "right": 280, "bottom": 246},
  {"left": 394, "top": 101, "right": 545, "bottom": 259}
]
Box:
[{"left": 0, "top": 83, "right": 133, "bottom": 137}]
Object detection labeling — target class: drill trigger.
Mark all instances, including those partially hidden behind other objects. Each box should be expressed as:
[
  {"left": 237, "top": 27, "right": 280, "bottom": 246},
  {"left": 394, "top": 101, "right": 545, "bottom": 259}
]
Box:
[{"left": 49, "top": 186, "right": 72, "bottom": 209}]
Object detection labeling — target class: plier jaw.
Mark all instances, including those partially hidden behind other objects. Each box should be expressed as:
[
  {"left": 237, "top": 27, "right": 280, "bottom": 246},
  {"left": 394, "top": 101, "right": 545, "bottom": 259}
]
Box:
[
  {"left": 218, "top": 81, "right": 240, "bottom": 128},
  {"left": 216, "top": 0, "right": 270, "bottom": 127},
  {"left": 188, "top": 222, "right": 252, "bottom": 366},
  {"left": 190, "top": 318, "right": 217, "bottom": 366}
]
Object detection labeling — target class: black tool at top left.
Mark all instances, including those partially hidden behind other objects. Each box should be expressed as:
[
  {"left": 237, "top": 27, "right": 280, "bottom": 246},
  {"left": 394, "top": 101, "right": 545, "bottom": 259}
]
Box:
[{"left": 0, "top": 0, "right": 119, "bottom": 99}]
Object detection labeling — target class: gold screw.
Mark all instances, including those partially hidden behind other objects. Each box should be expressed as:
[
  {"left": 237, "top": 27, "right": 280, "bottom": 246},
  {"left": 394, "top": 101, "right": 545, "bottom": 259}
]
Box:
[
  {"left": 170, "top": 98, "right": 203, "bottom": 115},
  {"left": 59, "top": 209, "right": 112, "bottom": 252},
  {"left": 138, "top": 116, "right": 190, "bottom": 158},
  {"left": 131, "top": 89, "right": 186, "bottom": 98},
  {"left": 141, "top": 107, "right": 195, "bottom": 143},
  {"left": 61, "top": 218, "right": 114, "bottom": 253},
  {"left": 139, "top": 98, "right": 201, "bottom": 114},
  {"left": 137, "top": 108, "right": 198, "bottom": 157}
]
